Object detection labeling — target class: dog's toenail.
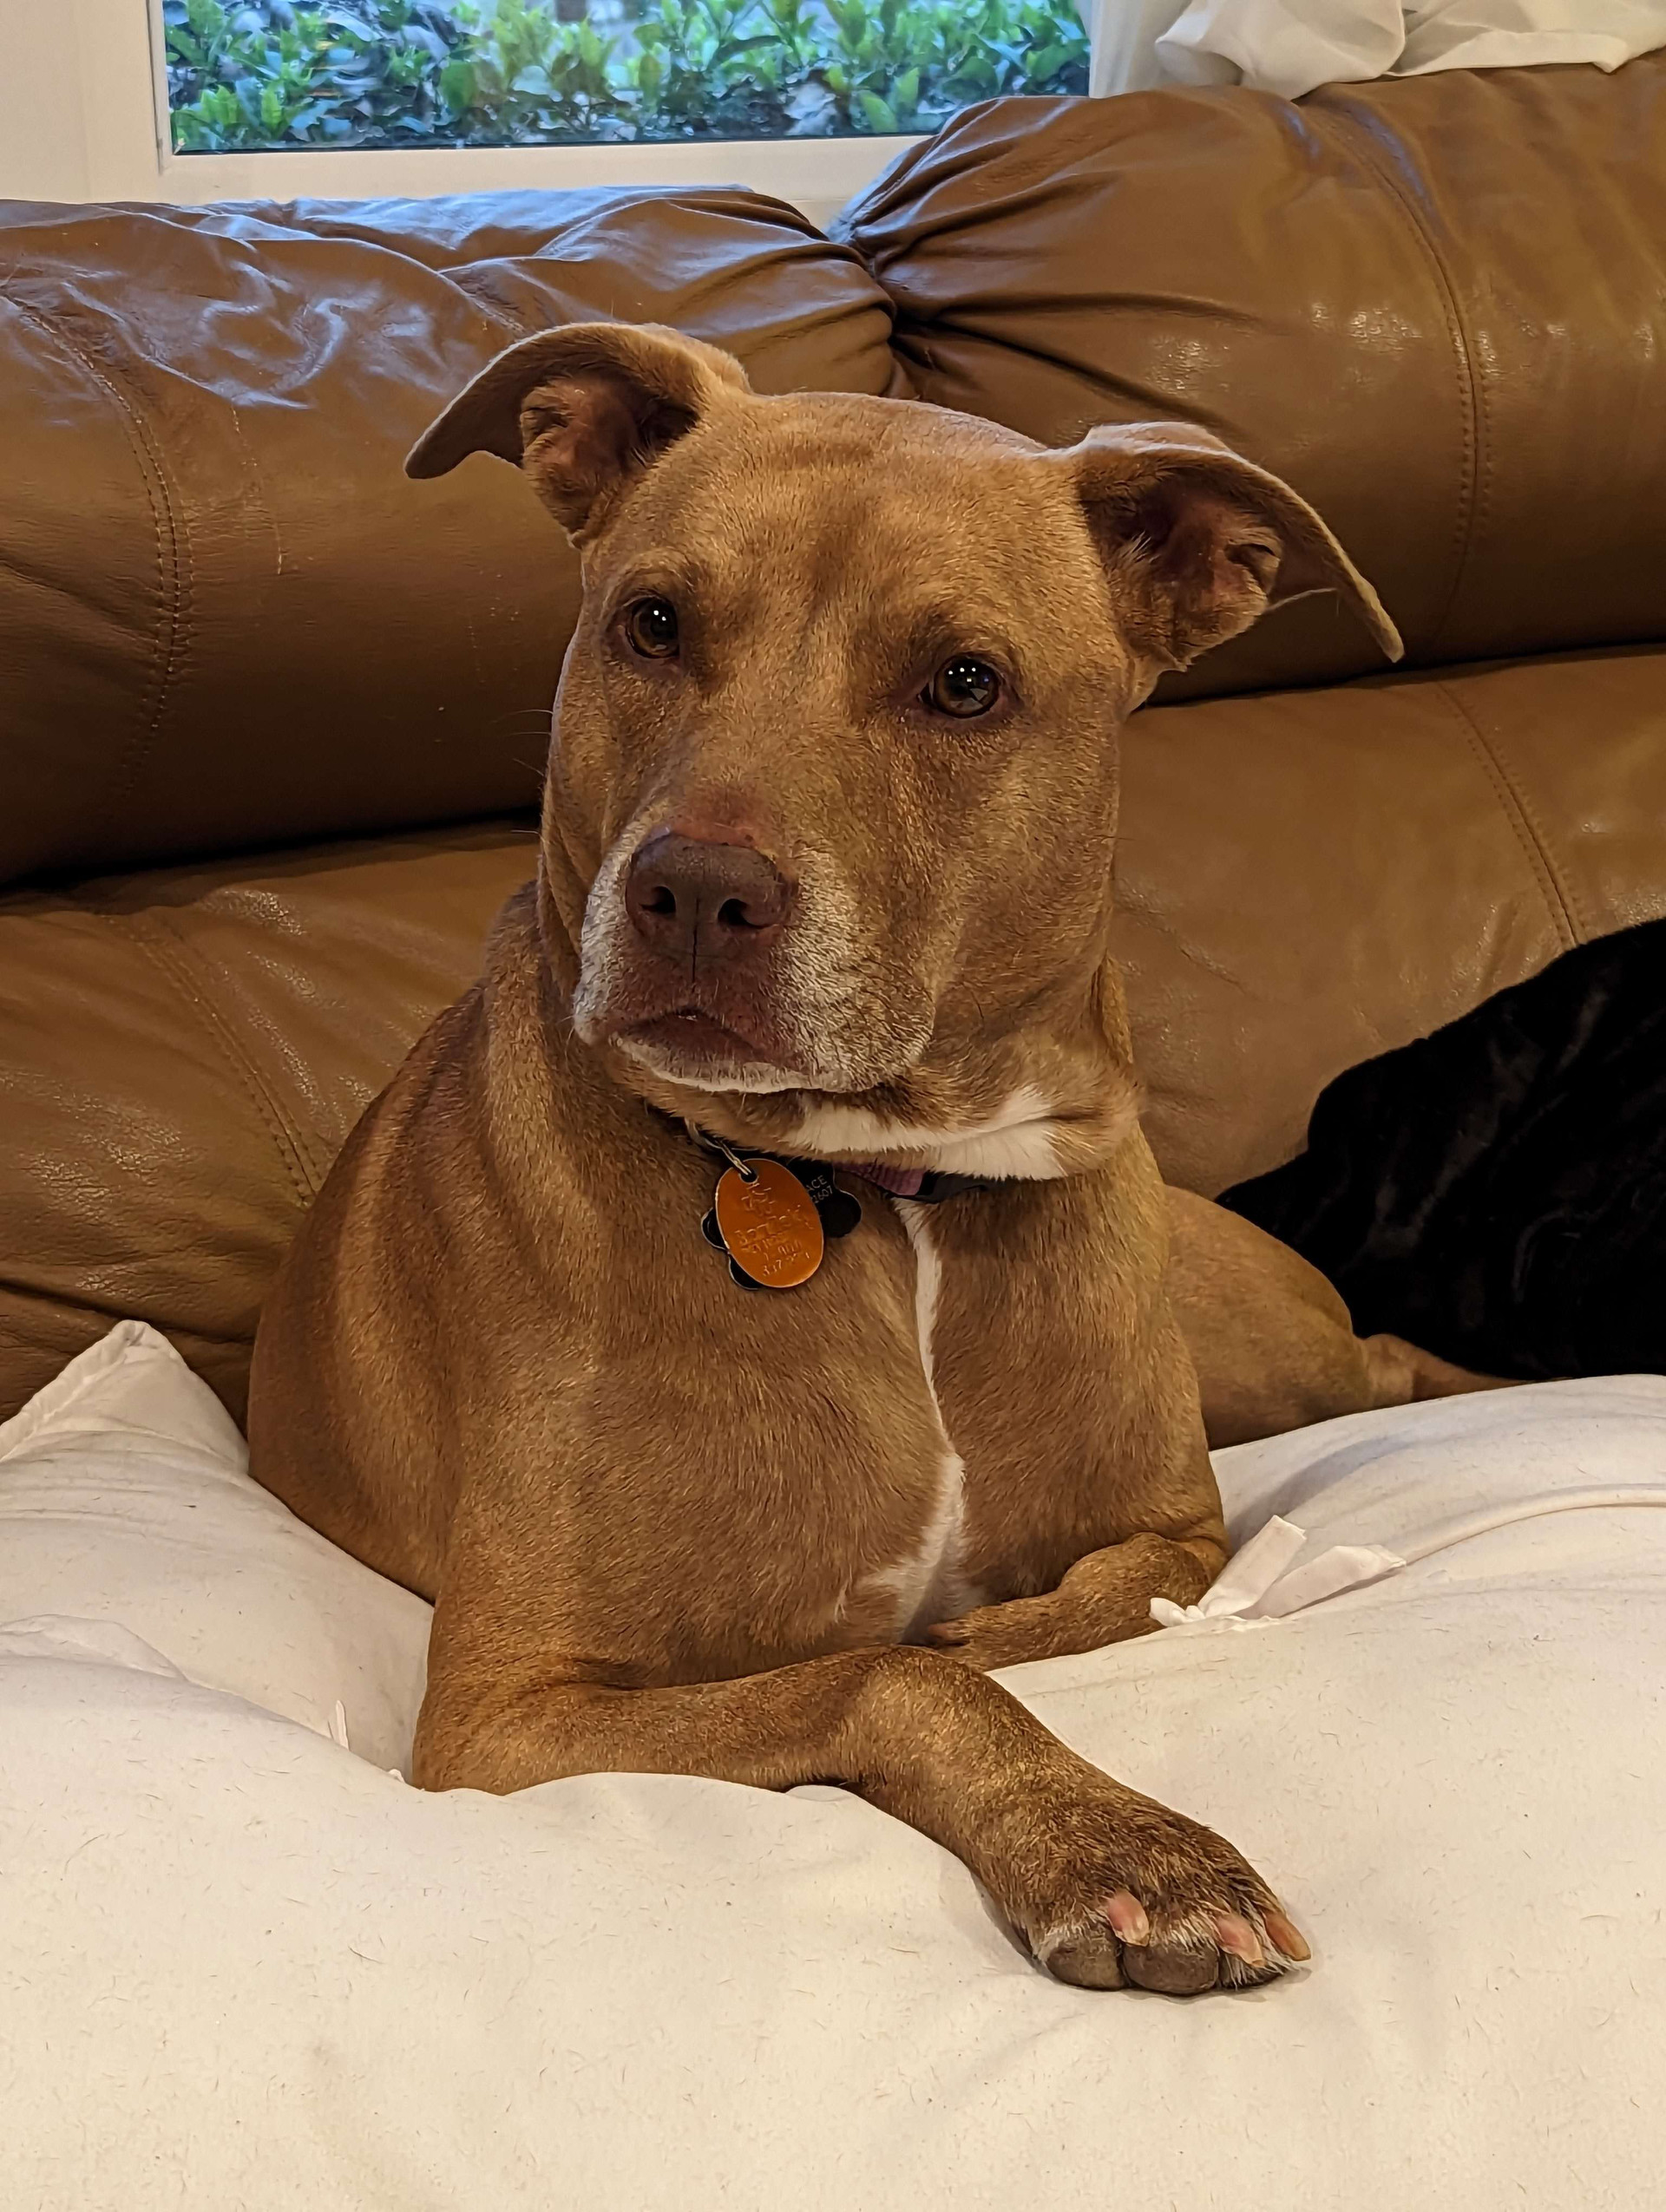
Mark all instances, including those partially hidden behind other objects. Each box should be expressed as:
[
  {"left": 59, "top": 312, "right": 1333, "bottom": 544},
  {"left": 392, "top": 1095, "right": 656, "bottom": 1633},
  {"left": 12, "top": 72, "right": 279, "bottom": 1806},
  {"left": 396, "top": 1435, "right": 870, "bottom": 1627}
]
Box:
[
  {"left": 1265, "top": 1908, "right": 1310, "bottom": 1962},
  {"left": 1105, "top": 1890, "right": 1150, "bottom": 1944},
  {"left": 1215, "top": 1914, "right": 1263, "bottom": 1965}
]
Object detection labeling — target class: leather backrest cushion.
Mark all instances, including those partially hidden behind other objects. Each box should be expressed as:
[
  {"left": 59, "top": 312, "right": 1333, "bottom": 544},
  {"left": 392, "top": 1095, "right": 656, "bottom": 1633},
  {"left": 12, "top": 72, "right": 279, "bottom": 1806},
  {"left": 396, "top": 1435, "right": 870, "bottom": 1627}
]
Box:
[
  {"left": 1119, "top": 647, "right": 1666, "bottom": 1194},
  {"left": 839, "top": 60, "right": 1666, "bottom": 702},
  {"left": 3, "top": 645, "right": 1662, "bottom": 1427},
  {"left": 0, "top": 191, "right": 899, "bottom": 889}
]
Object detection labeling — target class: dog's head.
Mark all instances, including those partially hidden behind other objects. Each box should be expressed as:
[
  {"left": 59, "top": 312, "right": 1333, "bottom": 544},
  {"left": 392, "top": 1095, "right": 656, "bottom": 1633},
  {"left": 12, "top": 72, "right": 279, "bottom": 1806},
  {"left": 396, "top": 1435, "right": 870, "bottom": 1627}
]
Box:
[{"left": 410, "top": 324, "right": 1399, "bottom": 1173}]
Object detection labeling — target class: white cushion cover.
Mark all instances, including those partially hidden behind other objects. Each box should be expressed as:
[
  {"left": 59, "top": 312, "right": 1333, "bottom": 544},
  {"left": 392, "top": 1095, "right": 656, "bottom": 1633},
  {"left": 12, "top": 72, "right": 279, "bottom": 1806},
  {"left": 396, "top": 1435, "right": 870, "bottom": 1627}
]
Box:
[
  {"left": 4, "top": 1322, "right": 1663, "bottom": 2209},
  {"left": 0, "top": 1320, "right": 428, "bottom": 1768}
]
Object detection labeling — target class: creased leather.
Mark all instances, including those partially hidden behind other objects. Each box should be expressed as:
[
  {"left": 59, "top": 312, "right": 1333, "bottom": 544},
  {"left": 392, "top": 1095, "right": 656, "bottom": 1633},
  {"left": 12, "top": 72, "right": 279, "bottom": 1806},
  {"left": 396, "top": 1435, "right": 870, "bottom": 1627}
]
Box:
[
  {"left": 837, "top": 58, "right": 1666, "bottom": 701},
  {"left": 0, "top": 191, "right": 898, "bottom": 887},
  {"left": 3, "top": 69, "right": 1666, "bottom": 1422}
]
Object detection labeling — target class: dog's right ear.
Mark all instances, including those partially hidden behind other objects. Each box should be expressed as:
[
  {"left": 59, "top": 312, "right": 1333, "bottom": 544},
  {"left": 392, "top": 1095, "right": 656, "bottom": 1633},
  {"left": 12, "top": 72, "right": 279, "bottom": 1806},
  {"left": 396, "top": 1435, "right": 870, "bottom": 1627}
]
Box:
[
  {"left": 404, "top": 321, "right": 750, "bottom": 537},
  {"left": 1060, "top": 422, "right": 1402, "bottom": 679}
]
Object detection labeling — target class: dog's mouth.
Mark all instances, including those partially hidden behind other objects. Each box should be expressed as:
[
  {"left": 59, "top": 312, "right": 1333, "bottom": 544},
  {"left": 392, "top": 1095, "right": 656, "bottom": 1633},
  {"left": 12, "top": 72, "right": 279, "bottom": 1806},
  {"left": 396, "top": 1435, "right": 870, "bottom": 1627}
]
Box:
[
  {"left": 627, "top": 1007, "right": 767, "bottom": 1061},
  {"left": 615, "top": 1005, "right": 803, "bottom": 1090}
]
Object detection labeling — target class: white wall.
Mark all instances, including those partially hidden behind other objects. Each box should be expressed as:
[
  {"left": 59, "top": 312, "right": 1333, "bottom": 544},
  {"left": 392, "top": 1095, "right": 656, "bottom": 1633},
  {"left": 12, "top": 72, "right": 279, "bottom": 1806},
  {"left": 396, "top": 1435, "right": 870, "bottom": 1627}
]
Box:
[
  {"left": 0, "top": 5, "right": 95, "bottom": 201},
  {"left": 0, "top": 0, "right": 168, "bottom": 202}
]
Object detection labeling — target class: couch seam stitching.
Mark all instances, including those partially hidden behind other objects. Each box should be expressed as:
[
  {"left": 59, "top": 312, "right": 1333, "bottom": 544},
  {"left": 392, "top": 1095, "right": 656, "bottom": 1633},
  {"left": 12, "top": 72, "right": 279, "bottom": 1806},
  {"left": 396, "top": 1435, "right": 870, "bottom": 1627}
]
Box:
[
  {"left": 1427, "top": 680, "right": 1583, "bottom": 948},
  {"left": 90, "top": 909, "right": 324, "bottom": 1209},
  {"left": 0, "top": 285, "right": 193, "bottom": 851},
  {"left": 1318, "top": 102, "right": 1485, "bottom": 651}
]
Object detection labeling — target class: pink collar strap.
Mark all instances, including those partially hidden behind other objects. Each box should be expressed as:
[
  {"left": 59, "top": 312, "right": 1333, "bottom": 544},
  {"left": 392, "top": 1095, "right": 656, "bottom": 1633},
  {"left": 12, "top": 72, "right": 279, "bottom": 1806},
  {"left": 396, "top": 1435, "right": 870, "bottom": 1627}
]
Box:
[{"left": 847, "top": 1161, "right": 928, "bottom": 1198}]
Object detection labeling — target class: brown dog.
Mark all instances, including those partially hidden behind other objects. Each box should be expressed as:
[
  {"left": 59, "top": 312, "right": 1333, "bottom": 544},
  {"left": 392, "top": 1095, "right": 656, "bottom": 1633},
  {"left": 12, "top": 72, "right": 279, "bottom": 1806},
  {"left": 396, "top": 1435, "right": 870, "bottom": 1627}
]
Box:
[{"left": 251, "top": 323, "right": 1424, "bottom": 1995}]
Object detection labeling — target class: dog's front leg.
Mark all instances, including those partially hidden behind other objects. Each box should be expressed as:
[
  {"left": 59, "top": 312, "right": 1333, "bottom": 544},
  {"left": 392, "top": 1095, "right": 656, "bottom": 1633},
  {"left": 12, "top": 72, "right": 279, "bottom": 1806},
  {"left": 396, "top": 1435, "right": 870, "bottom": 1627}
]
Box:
[
  {"left": 414, "top": 1612, "right": 1302, "bottom": 1993},
  {"left": 923, "top": 1530, "right": 1224, "bottom": 1672}
]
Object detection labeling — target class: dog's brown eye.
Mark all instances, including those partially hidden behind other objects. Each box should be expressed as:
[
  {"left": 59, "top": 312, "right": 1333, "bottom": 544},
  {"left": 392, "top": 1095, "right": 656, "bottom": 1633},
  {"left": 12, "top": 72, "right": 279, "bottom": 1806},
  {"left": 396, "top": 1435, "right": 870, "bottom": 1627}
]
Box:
[
  {"left": 926, "top": 656, "right": 1000, "bottom": 718},
  {"left": 625, "top": 598, "right": 679, "bottom": 659}
]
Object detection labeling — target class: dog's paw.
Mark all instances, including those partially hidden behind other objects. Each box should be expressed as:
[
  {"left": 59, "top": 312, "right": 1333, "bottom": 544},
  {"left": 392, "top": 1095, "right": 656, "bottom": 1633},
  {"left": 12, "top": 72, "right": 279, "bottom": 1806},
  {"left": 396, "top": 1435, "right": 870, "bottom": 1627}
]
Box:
[
  {"left": 1004, "top": 1790, "right": 1308, "bottom": 1995},
  {"left": 925, "top": 1538, "right": 1215, "bottom": 1671},
  {"left": 922, "top": 1600, "right": 1059, "bottom": 1672}
]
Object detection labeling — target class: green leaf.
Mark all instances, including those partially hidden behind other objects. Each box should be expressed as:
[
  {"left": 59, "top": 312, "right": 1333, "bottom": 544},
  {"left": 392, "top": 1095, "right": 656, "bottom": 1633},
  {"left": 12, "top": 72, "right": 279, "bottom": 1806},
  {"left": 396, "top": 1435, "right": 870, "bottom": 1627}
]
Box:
[
  {"left": 439, "top": 55, "right": 477, "bottom": 113},
  {"left": 155, "top": 0, "right": 1098, "bottom": 153},
  {"left": 323, "top": 9, "right": 379, "bottom": 42}
]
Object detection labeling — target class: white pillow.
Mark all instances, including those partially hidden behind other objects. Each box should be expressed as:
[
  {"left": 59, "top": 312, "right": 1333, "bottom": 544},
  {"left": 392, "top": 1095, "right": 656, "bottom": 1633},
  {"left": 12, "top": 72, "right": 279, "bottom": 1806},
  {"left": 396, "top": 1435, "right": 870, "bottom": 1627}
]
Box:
[
  {"left": 0, "top": 1319, "right": 429, "bottom": 1770},
  {"left": 5, "top": 1330, "right": 1666, "bottom": 2208},
  {"left": 1112, "top": 0, "right": 1666, "bottom": 99}
]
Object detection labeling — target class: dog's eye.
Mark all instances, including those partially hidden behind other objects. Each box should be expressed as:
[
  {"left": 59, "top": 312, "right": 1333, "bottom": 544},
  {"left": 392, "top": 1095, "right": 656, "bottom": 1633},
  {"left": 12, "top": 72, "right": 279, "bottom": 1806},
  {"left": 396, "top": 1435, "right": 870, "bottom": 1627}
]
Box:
[
  {"left": 625, "top": 598, "right": 679, "bottom": 659},
  {"left": 925, "top": 656, "right": 1001, "bottom": 718}
]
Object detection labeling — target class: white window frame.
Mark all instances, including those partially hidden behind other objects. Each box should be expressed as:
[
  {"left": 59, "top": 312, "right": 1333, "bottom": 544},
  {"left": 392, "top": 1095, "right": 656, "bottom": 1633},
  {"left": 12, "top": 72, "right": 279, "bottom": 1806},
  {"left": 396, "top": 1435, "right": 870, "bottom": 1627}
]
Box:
[{"left": 28, "top": 0, "right": 945, "bottom": 225}]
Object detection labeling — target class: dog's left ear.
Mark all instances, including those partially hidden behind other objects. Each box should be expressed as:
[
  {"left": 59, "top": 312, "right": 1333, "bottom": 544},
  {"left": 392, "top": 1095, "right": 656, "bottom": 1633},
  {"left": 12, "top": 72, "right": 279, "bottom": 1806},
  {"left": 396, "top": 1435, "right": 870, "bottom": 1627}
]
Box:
[
  {"left": 1066, "top": 422, "right": 1403, "bottom": 675},
  {"left": 404, "top": 321, "right": 750, "bottom": 537}
]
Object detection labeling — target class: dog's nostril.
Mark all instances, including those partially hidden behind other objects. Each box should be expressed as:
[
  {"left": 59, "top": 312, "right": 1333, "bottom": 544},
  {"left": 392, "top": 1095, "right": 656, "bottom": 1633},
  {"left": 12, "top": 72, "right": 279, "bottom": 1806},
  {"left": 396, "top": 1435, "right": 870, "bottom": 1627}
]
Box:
[{"left": 625, "top": 832, "right": 790, "bottom": 958}]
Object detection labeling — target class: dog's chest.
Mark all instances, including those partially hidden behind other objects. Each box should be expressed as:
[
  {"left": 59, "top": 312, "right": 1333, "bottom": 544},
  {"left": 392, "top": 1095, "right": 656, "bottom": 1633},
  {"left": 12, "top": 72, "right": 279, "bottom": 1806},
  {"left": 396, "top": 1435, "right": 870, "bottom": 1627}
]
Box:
[
  {"left": 702, "top": 1184, "right": 1137, "bottom": 1643},
  {"left": 620, "top": 1192, "right": 959, "bottom": 1664},
  {"left": 622, "top": 1170, "right": 1140, "bottom": 1663},
  {"left": 850, "top": 1203, "right": 982, "bottom": 1637},
  {"left": 876, "top": 1185, "right": 1159, "bottom": 1619},
  {"left": 833, "top": 1184, "right": 1137, "bottom": 1636}
]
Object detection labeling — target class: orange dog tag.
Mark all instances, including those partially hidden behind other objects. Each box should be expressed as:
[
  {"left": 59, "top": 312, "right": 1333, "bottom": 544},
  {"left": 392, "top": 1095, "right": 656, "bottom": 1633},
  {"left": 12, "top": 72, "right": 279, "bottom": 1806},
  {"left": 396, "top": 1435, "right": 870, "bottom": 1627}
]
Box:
[{"left": 714, "top": 1156, "right": 826, "bottom": 1289}]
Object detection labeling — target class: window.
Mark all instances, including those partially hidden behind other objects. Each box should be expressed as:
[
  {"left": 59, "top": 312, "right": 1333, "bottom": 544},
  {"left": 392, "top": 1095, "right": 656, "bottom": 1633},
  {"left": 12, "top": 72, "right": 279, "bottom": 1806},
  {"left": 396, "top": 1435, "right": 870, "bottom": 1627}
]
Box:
[
  {"left": 1, "top": 0, "right": 1103, "bottom": 219},
  {"left": 160, "top": 0, "right": 1088, "bottom": 155}
]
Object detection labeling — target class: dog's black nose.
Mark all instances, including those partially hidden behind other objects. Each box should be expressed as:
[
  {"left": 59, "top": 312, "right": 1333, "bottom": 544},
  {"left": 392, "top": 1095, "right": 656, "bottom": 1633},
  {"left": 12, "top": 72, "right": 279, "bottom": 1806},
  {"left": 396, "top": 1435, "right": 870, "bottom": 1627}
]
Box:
[{"left": 625, "top": 833, "right": 792, "bottom": 965}]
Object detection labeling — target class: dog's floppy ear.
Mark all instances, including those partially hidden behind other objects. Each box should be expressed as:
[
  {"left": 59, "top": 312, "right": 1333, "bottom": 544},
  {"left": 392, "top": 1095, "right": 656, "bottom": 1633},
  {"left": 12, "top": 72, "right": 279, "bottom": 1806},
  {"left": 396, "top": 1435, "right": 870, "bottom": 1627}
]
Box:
[
  {"left": 404, "top": 321, "right": 750, "bottom": 536},
  {"left": 1066, "top": 422, "right": 1402, "bottom": 674}
]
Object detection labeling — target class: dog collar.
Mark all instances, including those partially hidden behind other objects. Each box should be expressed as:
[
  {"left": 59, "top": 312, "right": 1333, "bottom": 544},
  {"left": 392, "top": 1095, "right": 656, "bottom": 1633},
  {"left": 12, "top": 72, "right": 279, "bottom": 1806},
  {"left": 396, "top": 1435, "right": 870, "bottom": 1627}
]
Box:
[{"left": 681, "top": 1120, "right": 991, "bottom": 1292}]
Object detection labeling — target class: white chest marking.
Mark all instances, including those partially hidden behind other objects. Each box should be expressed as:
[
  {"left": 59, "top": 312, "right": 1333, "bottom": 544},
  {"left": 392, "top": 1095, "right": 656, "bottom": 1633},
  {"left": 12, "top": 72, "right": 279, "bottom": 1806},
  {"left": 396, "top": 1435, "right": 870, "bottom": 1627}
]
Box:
[
  {"left": 862, "top": 1204, "right": 983, "bottom": 1639},
  {"left": 793, "top": 1084, "right": 1063, "bottom": 1181}
]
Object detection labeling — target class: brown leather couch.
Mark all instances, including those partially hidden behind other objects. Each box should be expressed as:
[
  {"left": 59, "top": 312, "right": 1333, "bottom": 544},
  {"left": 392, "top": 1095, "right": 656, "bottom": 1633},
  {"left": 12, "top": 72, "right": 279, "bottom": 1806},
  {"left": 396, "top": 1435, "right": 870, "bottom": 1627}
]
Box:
[{"left": 3, "top": 60, "right": 1664, "bottom": 1430}]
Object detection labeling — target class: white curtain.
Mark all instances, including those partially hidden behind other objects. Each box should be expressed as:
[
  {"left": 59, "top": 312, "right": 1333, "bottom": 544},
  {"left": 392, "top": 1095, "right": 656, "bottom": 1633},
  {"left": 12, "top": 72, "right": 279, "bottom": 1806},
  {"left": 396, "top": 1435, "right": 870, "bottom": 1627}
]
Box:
[{"left": 1083, "top": 0, "right": 1666, "bottom": 100}]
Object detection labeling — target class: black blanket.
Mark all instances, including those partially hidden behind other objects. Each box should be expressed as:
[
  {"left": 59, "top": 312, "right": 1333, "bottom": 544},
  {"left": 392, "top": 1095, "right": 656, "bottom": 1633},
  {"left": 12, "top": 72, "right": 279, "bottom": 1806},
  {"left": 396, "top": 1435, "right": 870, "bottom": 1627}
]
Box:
[{"left": 1220, "top": 916, "right": 1666, "bottom": 1383}]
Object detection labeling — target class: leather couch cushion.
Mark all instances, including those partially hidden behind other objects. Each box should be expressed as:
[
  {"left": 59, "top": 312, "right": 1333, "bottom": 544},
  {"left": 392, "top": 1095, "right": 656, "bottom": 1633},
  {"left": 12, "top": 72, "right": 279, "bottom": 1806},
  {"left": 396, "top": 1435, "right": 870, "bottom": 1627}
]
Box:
[
  {"left": 3, "top": 646, "right": 1661, "bottom": 1426},
  {"left": 838, "top": 60, "right": 1666, "bottom": 703},
  {"left": 0, "top": 191, "right": 899, "bottom": 889},
  {"left": 1120, "top": 646, "right": 1666, "bottom": 1193},
  {"left": 0, "top": 821, "right": 533, "bottom": 1425}
]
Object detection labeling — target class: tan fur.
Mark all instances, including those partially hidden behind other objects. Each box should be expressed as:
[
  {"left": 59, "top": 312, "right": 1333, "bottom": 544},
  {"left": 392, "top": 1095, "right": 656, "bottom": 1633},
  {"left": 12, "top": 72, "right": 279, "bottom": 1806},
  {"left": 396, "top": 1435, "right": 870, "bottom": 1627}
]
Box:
[
  {"left": 1166, "top": 1188, "right": 1508, "bottom": 1449},
  {"left": 249, "top": 325, "right": 1427, "bottom": 1995}
]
